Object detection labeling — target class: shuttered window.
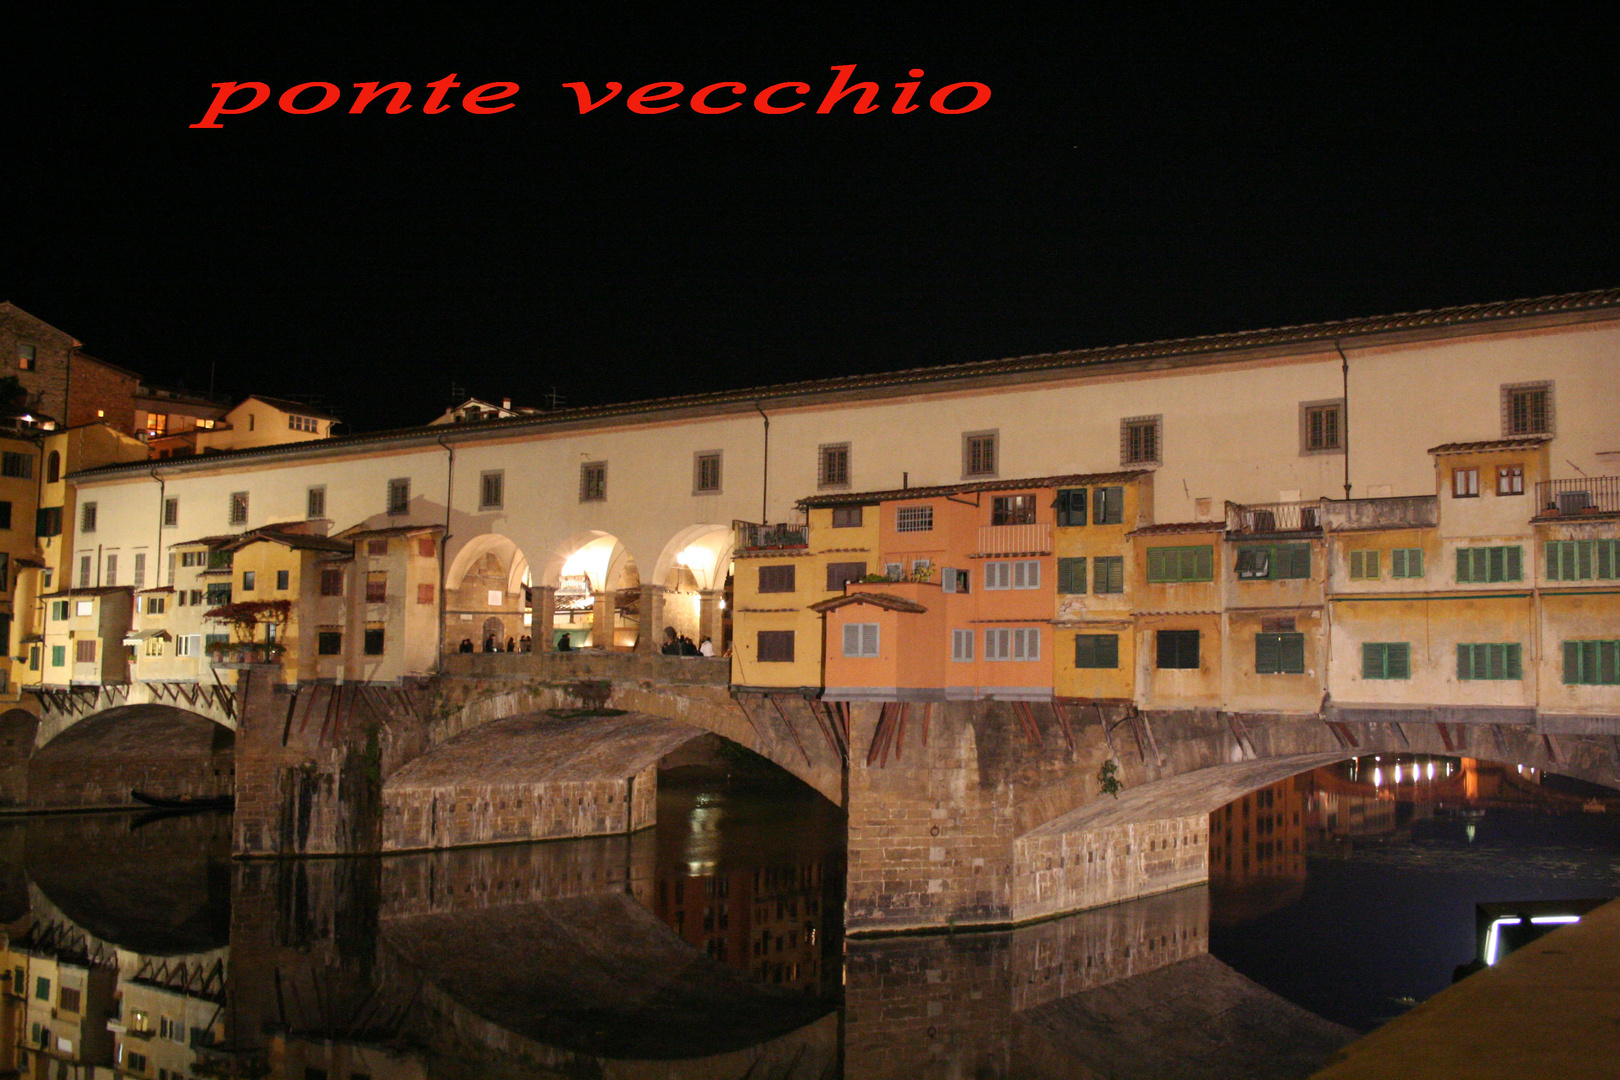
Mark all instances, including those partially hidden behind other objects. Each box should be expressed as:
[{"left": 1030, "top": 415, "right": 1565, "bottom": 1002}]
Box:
[
  {"left": 1092, "top": 556, "right": 1125, "bottom": 594},
  {"left": 1391, "top": 548, "right": 1424, "bottom": 578},
  {"left": 1011, "top": 627, "right": 1040, "bottom": 660},
  {"left": 842, "top": 623, "right": 880, "bottom": 657},
  {"left": 951, "top": 628, "right": 974, "bottom": 661},
  {"left": 1361, "top": 642, "right": 1411, "bottom": 679},
  {"left": 831, "top": 506, "right": 863, "bottom": 528},
  {"left": 1255, "top": 633, "right": 1306, "bottom": 674},
  {"left": 1563, "top": 640, "right": 1620, "bottom": 685},
  {"left": 1012, "top": 560, "right": 1040, "bottom": 589},
  {"left": 1055, "top": 488, "right": 1087, "bottom": 526},
  {"left": 895, "top": 506, "right": 933, "bottom": 532},
  {"left": 757, "top": 631, "right": 795, "bottom": 663},
  {"left": 1546, "top": 539, "right": 1620, "bottom": 581},
  {"left": 1146, "top": 546, "right": 1214, "bottom": 583},
  {"left": 1156, "top": 630, "right": 1199, "bottom": 669},
  {"left": 1349, "top": 550, "right": 1379, "bottom": 580},
  {"left": 1093, "top": 486, "right": 1124, "bottom": 525},
  {"left": 758, "top": 565, "right": 796, "bottom": 593},
  {"left": 984, "top": 628, "right": 1010, "bottom": 660},
  {"left": 366, "top": 572, "right": 387, "bottom": 602},
  {"left": 1455, "top": 546, "right": 1523, "bottom": 583},
  {"left": 826, "top": 562, "right": 866, "bottom": 591},
  {"left": 1457, "top": 643, "right": 1522, "bottom": 681},
  {"left": 984, "top": 562, "right": 1010, "bottom": 590},
  {"left": 1057, "top": 557, "right": 1087, "bottom": 594},
  {"left": 1237, "top": 544, "right": 1310, "bottom": 580},
  {"left": 1074, "top": 634, "right": 1119, "bottom": 669}
]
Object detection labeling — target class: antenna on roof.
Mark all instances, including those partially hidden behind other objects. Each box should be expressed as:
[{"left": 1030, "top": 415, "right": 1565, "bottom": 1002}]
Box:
[
  {"left": 450, "top": 381, "right": 467, "bottom": 404},
  {"left": 544, "top": 386, "right": 565, "bottom": 411}
]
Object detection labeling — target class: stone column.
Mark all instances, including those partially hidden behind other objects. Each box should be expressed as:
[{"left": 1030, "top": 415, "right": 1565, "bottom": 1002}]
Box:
[
  {"left": 636, "top": 585, "right": 667, "bottom": 654},
  {"left": 698, "top": 589, "right": 724, "bottom": 652},
  {"left": 532, "top": 586, "right": 556, "bottom": 651},
  {"left": 592, "top": 590, "right": 617, "bottom": 649}
]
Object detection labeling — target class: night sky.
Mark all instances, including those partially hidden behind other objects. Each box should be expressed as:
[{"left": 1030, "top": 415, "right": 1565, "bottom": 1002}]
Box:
[{"left": 8, "top": 9, "right": 1620, "bottom": 432}]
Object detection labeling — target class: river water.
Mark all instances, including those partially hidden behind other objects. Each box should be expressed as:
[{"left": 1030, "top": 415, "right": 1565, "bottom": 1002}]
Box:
[{"left": 2, "top": 754, "right": 1616, "bottom": 1079}]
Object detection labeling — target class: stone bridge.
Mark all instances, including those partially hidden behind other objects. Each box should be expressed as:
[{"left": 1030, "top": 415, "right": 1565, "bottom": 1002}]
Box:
[{"left": 6, "top": 653, "right": 1619, "bottom": 933}]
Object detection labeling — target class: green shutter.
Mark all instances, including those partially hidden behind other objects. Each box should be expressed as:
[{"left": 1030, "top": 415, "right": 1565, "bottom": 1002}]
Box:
[
  {"left": 1281, "top": 633, "right": 1305, "bottom": 673},
  {"left": 1505, "top": 546, "right": 1522, "bottom": 581},
  {"left": 1193, "top": 546, "right": 1213, "bottom": 581},
  {"left": 1564, "top": 640, "right": 1581, "bottom": 683},
  {"left": 1362, "top": 644, "right": 1382, "bottom": 679},
  {"left": 1456, "top": 548, "right": 1471, "bottom": 583},
  {"left": 1281, "top": 545, "right": 1311, "bottom": 579},
  {"left": 1146, "top": 548, "right": 1168, "bottom": 582},
  {"left": 1457, "top": 643, "right": 1474, "bottom": 680},
  {"left": 1099, "top": 634, "right": 1119, "bottom": 668},
  {"left": 1504, "top": 643, "right": 1522, "bottom": 680},
  {"left": 1057, "top": 557, "right": 1086, "bottom": 594},
  {"left": 1388, "top": 643, "right": 1410, "bottom": 679},
  {"left": 1256, "top": 634, "right": 1279, "bottom": 674}
]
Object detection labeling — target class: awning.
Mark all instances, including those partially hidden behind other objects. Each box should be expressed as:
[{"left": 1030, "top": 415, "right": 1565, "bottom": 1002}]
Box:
[{"left": 123, "top": 629, "right": 172, "bottom": 643}]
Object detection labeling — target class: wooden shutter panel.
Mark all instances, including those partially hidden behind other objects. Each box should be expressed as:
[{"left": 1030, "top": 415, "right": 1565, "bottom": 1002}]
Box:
[
  {"left": 1286, "top": 545, "right": 1311, "bottom": 578},
  {"left": 1194, "top": 546, "right": 1213, "bottom": 581},
  {"left": 1504, "top": 643, "right": 1522, "bottom": 680},
  {"left": 1505, "top": 546, "right": 1522, "bottom": 581},
  {"left": 1281, "top": 633, "right": 1304, "bottom": 673},
  {"left": 1256, "top": 633, "right": 1280, "bottom": 674},
  {"left": 1564, "top": 640, "right": 1581, "bottom": 683},
  {"left": 1363, "top": 644, "right": 1382, "bottom": 679},
  {"left": 843, "top": 623, "right": 860, "bottom": 656},
  {"left": 1388, "top": 643, "right": 1410, "bottom": 679},
  {"left": 1457, "top": 644, "right": 1474, "bottom": 680}
]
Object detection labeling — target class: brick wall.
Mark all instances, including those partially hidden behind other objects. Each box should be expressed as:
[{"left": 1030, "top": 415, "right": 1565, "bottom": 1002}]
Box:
[{"left": 67, "top": 353, "right": 140, "bottom": 434}]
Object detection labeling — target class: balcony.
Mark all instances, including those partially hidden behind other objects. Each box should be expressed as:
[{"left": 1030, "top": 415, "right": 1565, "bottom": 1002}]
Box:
[
  {"left": 734, "top": 520, "right": 808, "bottom": 551},
  {"left": 1535, "top": 477, "right": 1620, "bottom": 518},
  {"left": 974, "top": 522, "right": 1052, "bottom": 556},
  {"left": 1319, "top": 495, "right": 1439, "bottom": 533},
  {"left": 1226, "top": 500, "right": 1324, "bottom": 537}
]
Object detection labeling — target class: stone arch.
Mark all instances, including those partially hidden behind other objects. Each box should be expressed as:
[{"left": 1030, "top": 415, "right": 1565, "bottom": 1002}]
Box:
[
  {"left": 648, "top": 523, "right": 736, "bottom": 648},
  {"left": 444, "top": 533, "right": 532, "bottom": 655},
  {"left": 537, "top": 531, "right": 643, "bottom": 650},
  {"left": 27, "top": 704, "right": 235, "bottom": 811}
]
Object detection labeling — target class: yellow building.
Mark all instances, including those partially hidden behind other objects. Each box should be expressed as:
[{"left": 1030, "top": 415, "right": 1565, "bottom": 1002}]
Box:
[
  {"left": 0, "top": 429, "right": 40, "bottom": 699},
  {"left": 1052, "top": 472, "right": 1153, "bottom": 703},
  {"left": 193, "top": 394, "right": 337, "bottom": 453}
]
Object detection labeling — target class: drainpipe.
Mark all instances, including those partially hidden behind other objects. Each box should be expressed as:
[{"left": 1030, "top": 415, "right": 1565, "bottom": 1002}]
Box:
[
  {"left": 1334, "top": 340, "right": 1351, "bottom": 501},
  {"left": 755, "top": 401, "right": 770, "bottom": 524},
  {"left": 150, "top": 468, "right": 166, "bottom": 586},
  {"left": 436, "top": 434, "right": 455, "bottom": 669}
]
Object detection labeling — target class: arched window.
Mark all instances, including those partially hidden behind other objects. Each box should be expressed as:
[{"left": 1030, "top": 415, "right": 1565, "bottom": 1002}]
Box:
[{"left": 45, "top": 450, "right": 60, "bottom": 483}]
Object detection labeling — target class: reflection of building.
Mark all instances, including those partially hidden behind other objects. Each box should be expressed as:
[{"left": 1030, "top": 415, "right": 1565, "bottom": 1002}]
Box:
[
  {"left": 3, "top": 918, "right": 119, "bottom": 1078},
  {"left": 1209, "top": 776, "right": 1306, "bottom": 885},
  {"left": 652, "top": 862, "right": 829, "bottom": 993}
]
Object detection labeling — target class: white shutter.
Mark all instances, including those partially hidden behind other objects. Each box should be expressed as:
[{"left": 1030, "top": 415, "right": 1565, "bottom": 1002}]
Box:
[
  {"left": 942, "top": 567, "right": 958, "bottom": 594},
  {"left": 861, "top": 623, "right": 880, "bottom": 656},
  {"left": 1012, "top": 560, "right": 1041, "bottom": 589},
  {"left": 986, "top": 562, "right": 1010, "bottom": 590},
  {"left": 951, "top": 628, "right": 973, "bottom": 661},
  {"left": 843, "top": 623, "right": 860, "bottom": 656}
]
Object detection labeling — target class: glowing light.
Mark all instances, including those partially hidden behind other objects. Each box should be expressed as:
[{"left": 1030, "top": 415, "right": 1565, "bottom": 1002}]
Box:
[
  {"left": 1394, "top": 764, "right": 1403, "bottom": 783},
  {"left": 1484, "top": 915, "right": 1581, "bottom": 965},
  {"left": 1373, "top": 767, "right": 1383, "bottom": 786},
  {"left": 677, "top": 546, "right": 706, "bottom": 569},
  {"left": 1428, "top": 761, "right": 1436, "bottom": 779}
]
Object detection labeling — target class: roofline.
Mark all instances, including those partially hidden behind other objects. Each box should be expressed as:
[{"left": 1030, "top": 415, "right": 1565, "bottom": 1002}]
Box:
[
  {"left": 799, "top": 471, "right": 1149, "bottom": 508},
  {"left": 65, "top": 286, "right": 1620, "bottom": 484}
]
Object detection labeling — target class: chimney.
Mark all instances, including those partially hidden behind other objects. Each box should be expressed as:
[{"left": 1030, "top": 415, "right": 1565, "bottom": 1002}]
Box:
[{"left": 502, "top": 398, "right": 512, "bottom": 410}]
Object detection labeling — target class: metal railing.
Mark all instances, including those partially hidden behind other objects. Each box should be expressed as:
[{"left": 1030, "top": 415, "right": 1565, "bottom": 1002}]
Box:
[
  {"left": 734, "top": 519, "right": 808, "bottom": 550},
  {"left": 974, "top": 522, "right": 1052, "bottom": 555},
  {"left": 1226, "top": 500, "right": 1323, "bottom": 535},
  {"left": 1535, "top": 476, "right": 1620, "bottom": 516}
]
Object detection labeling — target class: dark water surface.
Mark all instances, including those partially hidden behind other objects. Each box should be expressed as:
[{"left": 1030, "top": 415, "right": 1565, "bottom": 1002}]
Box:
[{"left": 2, "top": 755, "right": 1614, "bottom": 1078}]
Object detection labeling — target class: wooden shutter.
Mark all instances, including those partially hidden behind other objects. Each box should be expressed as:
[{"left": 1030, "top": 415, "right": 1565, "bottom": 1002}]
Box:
[
  {"left": 1388, "top": 643, "right": 1410, "bottom": 679},
  {"left": 1256, "top": 633, "right": 1280, "bottom": 674},
  {"left": 1057, "top": 558, "right": 1086, "bottom": 594}
]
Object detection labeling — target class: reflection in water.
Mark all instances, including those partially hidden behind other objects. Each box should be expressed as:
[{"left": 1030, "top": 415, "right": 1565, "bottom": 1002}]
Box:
[
  {"left": 14, "top": 756, "right": 1604, "bottom": 1076},
  {"left": 1210, "top": 755, "right": 1620, "bottom": 1032}
]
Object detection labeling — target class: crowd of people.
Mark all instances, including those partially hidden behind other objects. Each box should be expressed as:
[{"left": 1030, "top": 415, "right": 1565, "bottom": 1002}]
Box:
[{"left": 454, "top": 626, "right": 718, "bottom": 655}]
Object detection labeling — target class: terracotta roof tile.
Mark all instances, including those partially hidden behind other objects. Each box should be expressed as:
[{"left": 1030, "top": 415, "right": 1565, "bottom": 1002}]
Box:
[
  {"left": 1128, "top": 521, "right": 1225, "bottom": 536},
  {"left": 809, "top": 592, "right": 929, "bottom": 614},
  {"left": 1428, "top": 437, "right": 1552, "bottom": 454}
]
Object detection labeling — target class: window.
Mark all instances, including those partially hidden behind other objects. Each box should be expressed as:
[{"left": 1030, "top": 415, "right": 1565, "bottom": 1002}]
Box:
[
  {"left": 693, "top": 451, "right": 722, "bottom": 494},
  {"left": 826, "top": 562, "right": 866, "bottom": 591},
  {"left": 1055, "top": 488, "right": 1087, "bottom": 526},
  {"left": 1121, "top": 416, "right": 1161, "bottom": 465},
  {"left": 1502, "top": 382, "right": 1552, "bottom": 437},
  {"left": 204, "top": 584, "right": 231, "bottom": 606},
  {"left": 0, "top": 452, "right": 32, "bottom": 479},
  {"left": 176, "top": 635, "right": 199, "bottom": 657},
  {"left": 35, "top": 505, "right": 62, "bottom": 537},
  {"left": 275, "top": 569, "right": 289, "bottom": 590},
  {"left": 1458, "top": 643, "right": 1522, "bottom": 681},
  {"left": 1563, "top": 640, "right": 1620, "bottom": 685},
  {"left": 17, "top": 343, "right": 36, "bottom": 371},
  {"left": 480, "top": 470, "right": 504, "bottom": 510},
  {"left": 1093, "top": 556, "right": 1125, "bottom": 594},
  {"left": 75, "top": 639, "right": 96, "bottom": 664},
  {"left": 1236, "top": 544, "right": 1310, "bottom": 580},
  {"left": 34, "top": 975, "right": 48, "bottom": 1000},
  {"left": 317, "top": 631, "right": 342, "bottom": 656},
  {"left": 963, "top": 431, "right": 997, "bottom": 478},
  {"left": 831, "top": 506, "right": 862, "bottom": 528},
  {"left": 951, "top": 628, "right": 974, "bottom": 661},
  {"left": 1456, "top": 546, "right": 1523, "bottom": 583},
  {"left": 1156, "top": 629, "right": 1200, "bottom": 669},
  {"left": 1146, "top": 545, "right": 1214, "bottom": 583},
  {"left": 229, "top": 491, "right": 249, "bottom": 525},
  {"left": 387, "top": 478, "right": 410, "bottom": 515},
  {"left": 1349, "top": 550, "right": 1380, "bottom": 580},
  {"left": 1547, "top": 539, "right": 1620, "bottom": 581},
  {"left": 50, "top": 645, "right": 65, "bottom": 667},
  {"left": 985, "top": 627, "right": 1039, "bottom": 660},
  {"left": 1391, "top": 548, "right": 1424, "bottom": 578},
  {"left": 1255, "top": 633, "right": 1306, "bottom": 674},
  {"left": 1093, "top": 486, "right": 1125, "bottom": 525},
  {"left": 757, "top": 630, "right": 795, "bottom": 662},
  {"left": 1452, "top": 468, "right": 1479, "bottom": 498},
  {"left": 895, "top": 505, "right": 933, "bottom": 533},
  {"left": 818, "top": 443, "right": 851, "bottom": 487},
  {"left": 367, "top": 538, "right": 388, "bottom": 556},
  {"left": 145, "top": 596, "right": 165, "bottom": 614},
  {"left": 843, "top": 623, "right": 880, "bottom": 657},
  {"left": 50, "top": 600, "right": 68, "bottom": 621},
  {"left": 758, "top": 565, "right": 796, "bottom": 593},
  {"left": 991, "top": 495, "right": 1035, "bottom": 525},
  {"left": 940, "top": 567, "right": 970, "bottom": 593},
  {"left": 81, "top": 501, "right": 97, "bottom": 533},
  {"left": 417, "top": 536, "right": 435, "bottom": 557},
  {"left": 1496, "top": 465, "right": 1524, "bottom": 495},
  {"left": 0, "top": 501, "right": 9, "bottom": 530},
  {"left": 1074, "top": 633, "right": 1119, "bottom": 669},
  {"left": 364, "top": 627, "right": 385, "bottom": 655},
  {"left": 106, "top": 554, "right": 118, "bottom": 586},
  {"left": 417, "top": 582, "right": 435, "bottom": 604},
  {"left": 128, "top": 1052, "right": 148, "bottom": 1075},
  {"left": 45, "top": 450, "right": 59, "bottom": 482},
  {"left": 75, "top": 599, "right": 92, "bottom": 617},
  {"left": 320, "top": 567, "right": 344, "bottom": 595},
  {"left": 982, "top": 560, "right": 1039, "bottom": 589},
  {"left": 580, "top": 461, "right": 607, "bottom": 501},
  {"left": 307, "top": 486, "right": 326, "bottom": 519},
  {"left": 78, "top": 553, "right": 91, "bottom": 587},
  {"left": 1300, "top": 400, "right": 1344, "bottom": 454},
  {"left": 133, "top": 552, "right": 146, "bottom": 589},
  {"left": 162, "top": 497, "right": 179, "bottom": 528},
  {"left": 366, "top": 572, "right": 387, "bottom": 602},
  {"left": 1057, "top": 557, "right": 1087, "bottom": 594},
  {"left": 1361, "top": 642, "right": 1411, "bottom": 679}
]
